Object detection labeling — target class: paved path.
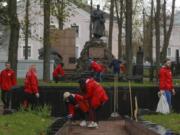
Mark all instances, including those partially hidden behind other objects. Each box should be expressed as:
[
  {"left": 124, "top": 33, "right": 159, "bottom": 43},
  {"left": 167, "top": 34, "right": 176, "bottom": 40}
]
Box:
[{"left": 68, "top": 121, "right": 128, "bottom": 135}]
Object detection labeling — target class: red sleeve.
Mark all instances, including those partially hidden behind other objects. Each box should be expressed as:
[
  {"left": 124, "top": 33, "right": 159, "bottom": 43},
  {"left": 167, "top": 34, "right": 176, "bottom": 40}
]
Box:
[
  {"left": 159, "top": 68, "right": 166, "bottom": 90},
  {"left": 68, "top": 104, "right": 75, "bottom": 117},
  {"left": 57, "top": 65, "right": 65, "bottom": 76},
  {"left": 11, "top": 71, "right": 17, "bottom": 86},
  {"left": 31, "top": 74, "right": 39, "bottom": 93},
  {"left": 75, "top": 94, "right": 84, "bottom": 101},
  {"left": 83, "top": 82, "right": 94, "bottom": 100}
]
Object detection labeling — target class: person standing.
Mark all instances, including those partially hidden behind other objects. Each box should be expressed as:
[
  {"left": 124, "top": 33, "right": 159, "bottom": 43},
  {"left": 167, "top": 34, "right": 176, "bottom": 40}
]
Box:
[
  {"left": 79, "top": 78, "right": 108, "bottom": 128},
  {"left": 53, "top": 63, "right": 65, "bottom": 83},
  {"left": 23, "top": 65, "right": 39, "bottom": 109},
  {"left": 109, "top": 58, "right": 122, "bottom": 75},
  {"left": 159, "top": 59, "right": 176, "bottom": 109},
  {"left": 0, "top": 62, "right": 17, "bottom": 110},
  {"left": 90, "top": 60, "right": 104, "bottom": 82}
]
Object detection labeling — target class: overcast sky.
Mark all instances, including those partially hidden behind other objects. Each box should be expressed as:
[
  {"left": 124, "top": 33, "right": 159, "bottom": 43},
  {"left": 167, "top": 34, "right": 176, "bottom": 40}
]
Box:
[{"left": 88, "top": 0, "right": 180, "bottom": 10}]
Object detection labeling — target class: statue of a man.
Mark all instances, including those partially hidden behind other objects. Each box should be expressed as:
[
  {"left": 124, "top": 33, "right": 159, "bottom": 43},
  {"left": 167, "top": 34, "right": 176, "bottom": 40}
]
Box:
[{"left": 91, "top": 5, "right": 105, "bottom": 39}]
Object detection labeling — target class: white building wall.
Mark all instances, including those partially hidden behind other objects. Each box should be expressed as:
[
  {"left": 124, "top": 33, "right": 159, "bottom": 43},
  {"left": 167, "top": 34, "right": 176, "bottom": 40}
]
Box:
[
  {"left": 152, "top": 26, "right": 180, "bottom": 62},
  {"left": 17, "top": 0, "right": 44, "bottom": 60},
  {"left": 16, "top": 0, "right": 119, "bottom": 60}
]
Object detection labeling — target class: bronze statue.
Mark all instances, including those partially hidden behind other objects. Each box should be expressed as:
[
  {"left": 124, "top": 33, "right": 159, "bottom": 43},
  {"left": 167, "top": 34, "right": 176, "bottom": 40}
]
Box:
[{"left": 91, "top": 5, "right": 105, "bottom": 39}]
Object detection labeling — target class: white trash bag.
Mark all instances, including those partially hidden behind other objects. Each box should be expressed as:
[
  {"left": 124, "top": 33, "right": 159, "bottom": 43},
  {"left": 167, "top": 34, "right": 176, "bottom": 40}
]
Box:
[{"left": 156, "top": 94, "right": 170, "bottom": 114}]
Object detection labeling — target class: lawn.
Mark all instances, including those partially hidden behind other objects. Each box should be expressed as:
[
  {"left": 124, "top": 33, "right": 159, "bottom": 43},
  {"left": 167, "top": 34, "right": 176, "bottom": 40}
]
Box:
[
  {"left": 17, "top": 79, "right": 156, "bottom": 87},
  {"left": 143, "top": 113, "right": 180, "bottom": 134},
  {"left": 0, "top": 107, "right": 53, "bottom": 135}
]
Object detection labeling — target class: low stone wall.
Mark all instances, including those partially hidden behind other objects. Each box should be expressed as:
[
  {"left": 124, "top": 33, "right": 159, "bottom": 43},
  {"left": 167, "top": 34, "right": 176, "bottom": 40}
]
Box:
[{"left": 11, "top": 86, "right": 180, "bottom": 118}]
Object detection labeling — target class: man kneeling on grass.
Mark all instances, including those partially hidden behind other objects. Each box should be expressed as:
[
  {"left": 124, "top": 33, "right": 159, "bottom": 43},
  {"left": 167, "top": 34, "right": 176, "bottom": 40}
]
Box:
[{"left": 64, "top": 92, "right": 89, "bottom": 127}]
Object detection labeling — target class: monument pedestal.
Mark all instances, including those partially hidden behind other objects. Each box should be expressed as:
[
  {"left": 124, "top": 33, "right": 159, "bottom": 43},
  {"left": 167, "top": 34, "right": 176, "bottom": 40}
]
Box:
[{"left": 77, "top": 39, "right": 114, "bottom": 71}]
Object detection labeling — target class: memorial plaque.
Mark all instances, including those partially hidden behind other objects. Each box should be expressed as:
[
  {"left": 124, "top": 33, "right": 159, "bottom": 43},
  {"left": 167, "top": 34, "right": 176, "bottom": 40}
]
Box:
[{"left": 89, "top": 47, "right": 105, "bottom": 58}]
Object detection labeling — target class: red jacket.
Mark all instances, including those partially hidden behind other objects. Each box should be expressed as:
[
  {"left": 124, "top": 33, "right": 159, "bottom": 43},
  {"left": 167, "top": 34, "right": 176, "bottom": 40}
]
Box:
[
  {"left": 84, "top": 78, "right": 108, "bottom": 109},
  {"left": 24, "top": 71, "right": 39, "bottom": 94},
  {"left": 90, "top": 61, "right": 104, "bottom": 73},
  {"left": 53, "top": 64, "right": 65, "bottom": 77},
  {"left": 159, "top": 66, "right": 174, "bottom": 90},
  {"left": 68, "top": 94, "right": 89, "bottom": 117},
  {"left": 0, "top": 69, "right": 16, "bottom": 91}
]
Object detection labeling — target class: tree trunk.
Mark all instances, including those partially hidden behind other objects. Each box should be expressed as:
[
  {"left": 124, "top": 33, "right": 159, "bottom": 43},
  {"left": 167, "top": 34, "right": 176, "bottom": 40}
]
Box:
[
  {"left": 108, "top": 0, "right": 114, "bottom": 52},
  {"left": 149, "top": 0, "right": 154, "bottom": 82},
  {"left": 24, "top": 0, "right": 29, "bottom": 59},
  {"left": 8, "top": 0, "right": 20, "bottom": 72},
  {"left": 155, "top": 0, "right": 161, "bottom": 74},
  {"left": 115, "top": 0, "right": 123, "bottom": 59},
  {"left": 57, "top": 0, "right": 64, "bottom": 30},
  {"left": 160, "top": 0, "right": 176, "bottom": 62},
  {"left": 89, "top": 0, "right": 92, "bottom": 40},
  {"left": 43, "top": 0, "right": 51, "bottom": 81},
  {"left": 125, "top": 0, "right": 133, "bottom": 76}
]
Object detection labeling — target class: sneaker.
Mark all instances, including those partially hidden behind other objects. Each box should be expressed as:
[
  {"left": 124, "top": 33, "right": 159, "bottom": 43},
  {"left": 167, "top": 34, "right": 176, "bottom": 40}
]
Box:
[
  {"left": 80, "top": 120, "right": 87, "bottom": 127},
  {"left": 87, "top": 121, "right": 98, "bottom": 128}
]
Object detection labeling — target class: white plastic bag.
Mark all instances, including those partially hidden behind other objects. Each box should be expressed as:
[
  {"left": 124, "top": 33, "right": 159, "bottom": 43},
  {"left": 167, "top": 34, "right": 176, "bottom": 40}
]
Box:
[{"left": 156, "top": 94, "right": 170, "bottom": 114}]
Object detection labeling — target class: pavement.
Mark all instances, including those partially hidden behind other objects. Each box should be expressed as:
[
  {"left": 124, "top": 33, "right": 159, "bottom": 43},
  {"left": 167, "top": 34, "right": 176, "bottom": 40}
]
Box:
[{"left": 57, "top": 120, "right": 129, "bottom": 135}]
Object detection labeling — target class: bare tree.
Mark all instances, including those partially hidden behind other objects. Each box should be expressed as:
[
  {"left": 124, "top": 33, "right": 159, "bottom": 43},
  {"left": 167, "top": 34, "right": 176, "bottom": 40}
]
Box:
[
  {"left": 89, "top": 0, "right": 92, "bottom": 39},
  {"left": 51, "top": 0, "right": 66, "bottom": 30},
  {"left": 155, "top": 0, "right": 161, "bottom": 72},
  {"left": 115, "top": 0, "right": 124, "bottom": 59},
  {"left": 125, "top": 0, "right": 133, "bottom": 76},
  {"left": 57, "top": 0, "right": 65, "bottom": 30},
  {"left": 108, "top": 0, "right": 114, "bottom": 52},
  {"left": 43, "top": 0, "right": 51, "bottom": 81},
  {"left": 160, "top": 0, "right": 176, "bottom": 62},
  {"left": 24, "top": 0, "right": 29, "bottom": 59},
  {"left": 8, "top": 0, "right": 20, "bottom": 72},
  {"left": 149, "top": 0, "right": 154, "bottom": 81}
]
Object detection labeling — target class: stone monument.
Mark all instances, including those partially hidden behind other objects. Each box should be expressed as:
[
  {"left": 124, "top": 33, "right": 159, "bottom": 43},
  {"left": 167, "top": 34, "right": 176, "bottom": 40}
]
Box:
[
  {"left": 76, "top": 5, "right": 113, "bottom": 73},
  {"left": 91, "top": 5, "right": 105, "bottom": 39}
]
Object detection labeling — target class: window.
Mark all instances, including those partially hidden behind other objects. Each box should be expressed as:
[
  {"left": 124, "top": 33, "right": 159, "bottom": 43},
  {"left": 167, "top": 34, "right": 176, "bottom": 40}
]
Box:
[
  {"left": 23, "top": 46, "right": 31, "bottom": 57},
  {"left": 167, "top": 48, "right": 171, "bottom": 57},
  {"left": 71, "top": 23, "right": 79, "bottom": 37}
]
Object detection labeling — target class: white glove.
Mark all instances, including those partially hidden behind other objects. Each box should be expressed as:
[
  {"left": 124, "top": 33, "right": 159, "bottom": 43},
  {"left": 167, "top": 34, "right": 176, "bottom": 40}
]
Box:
[
  {"left": 35, "top": 93, "right": 40, "bottom": 98},
  {"left": 67, "top": 114, "right": 73, "bottom": 119}
]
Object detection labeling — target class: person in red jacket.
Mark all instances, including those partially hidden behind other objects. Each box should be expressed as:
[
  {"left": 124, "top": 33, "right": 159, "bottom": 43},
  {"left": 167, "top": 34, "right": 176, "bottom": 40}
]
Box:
[
  {"left": 159, "top": 59, "right": 176, "bottom": 109},
  {"left": 0, "top": 62, "right": 16, "bottom": 109},
  {"left": 79, "top": 78, "right": 108, "bottom": 128},
  {"left": 90, "top": 60, "right": 104, "bottom": 82},
  {"left": 53, "top": 63, "right": 65, "bottom": 83},
  {"left": 63, "top": 92, "right": 89, "bottom": 127},
  {"left": 23, "top": 65, "right": 39, "bottom": 109}
]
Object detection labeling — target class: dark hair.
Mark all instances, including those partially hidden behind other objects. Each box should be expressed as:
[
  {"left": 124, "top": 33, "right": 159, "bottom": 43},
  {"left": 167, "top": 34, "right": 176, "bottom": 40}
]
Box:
[
  {"left": 78, "top": 78, "right": 86, "bottom": 93},
  {"left": 163, "top": 58, "right": 170, "bottom": 64},
  {"left": 78, "top": 78, "right": 86, "bottom": 85},
  {"left": 5, "top": 62, "right": 10, "bottom": 65}
]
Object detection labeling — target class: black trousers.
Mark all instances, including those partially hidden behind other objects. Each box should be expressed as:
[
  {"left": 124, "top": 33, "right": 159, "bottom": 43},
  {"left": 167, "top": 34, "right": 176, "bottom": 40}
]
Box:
[
  {"left": 24, "top": 92, "right": 38, "bottom": 109},
  {"left": 1, "top": 90, "right": 12, "bottom": 109},
  {"left": 53, "top": 76, "right": 64, "bottom": 83},
  {"left": 72, "top": 108, "right": 88, "bottom": 121}
]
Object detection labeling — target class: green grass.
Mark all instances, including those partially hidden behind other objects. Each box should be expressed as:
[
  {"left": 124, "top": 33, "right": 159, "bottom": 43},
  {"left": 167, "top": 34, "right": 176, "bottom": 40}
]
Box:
[
  {"left": 143, "top": 113, "right": 180, "bottom": 134},
  {"left": 17, "top": 78, "right": 180, "bottom": 87},
  {"left": 0, "top": 107, "right": 53, "bottom": 135},
  {"left": 17, "top": 79, "right": 156, "bottom": 87}
]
